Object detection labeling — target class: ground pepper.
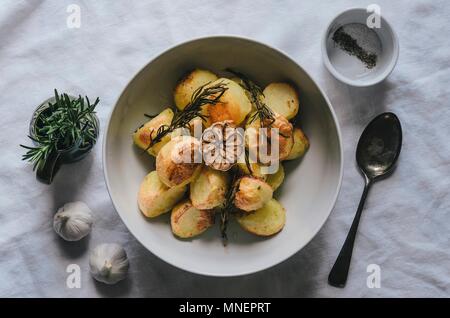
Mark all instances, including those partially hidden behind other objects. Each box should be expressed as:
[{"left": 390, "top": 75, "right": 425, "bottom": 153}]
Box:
[{"left": 332, "top": 26, "right": 378, "bottom": 69}]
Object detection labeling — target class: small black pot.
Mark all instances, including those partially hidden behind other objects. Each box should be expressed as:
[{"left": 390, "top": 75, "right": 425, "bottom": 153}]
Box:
[{"left": 29, "top": 96, "right": 99, "bottom": 184}]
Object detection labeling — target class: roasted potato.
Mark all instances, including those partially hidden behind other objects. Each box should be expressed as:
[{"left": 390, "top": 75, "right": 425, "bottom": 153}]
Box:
[
  {"left": 234, "top": 176, "right": 273, "bottom": 212},
  {"left": 156, "top": 136, "right": 202, "bottom": 187},
  {"left": 236, "top": 160, "right": 267, "bottom": 180},
  {"left": 245, "top": 112, "right": 294, "bottom": 162},
  {"left": 171, "top": 199, "right": 214, "bottom": 238},
  {"left": 174, "top": 69, "right": 218, "bottom": 110},
  {"left": 286, "top": 127, "right": 309, "bottom": 160},
  {"left": 190, "top": 166, "right": 229, "bottom": 210},
  {"left": 203, "top": 78, "right": 252, "bottom": 127},
  {"left": 133, "top": 108, "right": 174, "bottom": 156},
  {"left": 263, "top": 83, "right": 299, "bottom": 120},
  {"left": 230, "top": 76, "right": 256, "bottom": 110},
  {"left": 138, "top": 171, "right": 187, "bottom": 218},
  {"left": 237, "top": 198, "right": 286, "bottom": 236},
  {"left": 265, "top": 164, "right": 285, "bottom": 191}
]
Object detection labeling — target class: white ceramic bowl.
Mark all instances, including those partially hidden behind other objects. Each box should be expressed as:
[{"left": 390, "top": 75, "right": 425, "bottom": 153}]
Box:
[
  {"left": 103, "top": 36, "right": 343, "bottom": 276},
  {"left": 322, "top": 8, "right": 399, "bottom": 87}
]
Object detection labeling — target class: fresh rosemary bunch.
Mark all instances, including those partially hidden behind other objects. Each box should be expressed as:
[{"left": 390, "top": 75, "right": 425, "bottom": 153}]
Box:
[
  {"left": 226, "top": 69, "right": 275, "bottom": 126},
  {"left": 145, "top": 81, "right": 228, "bottom": 149},
  {"left": 21, "top": 89, "right": 99, "bottom": 171}
]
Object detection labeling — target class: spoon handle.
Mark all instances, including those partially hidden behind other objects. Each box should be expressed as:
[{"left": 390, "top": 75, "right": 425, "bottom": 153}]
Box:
[{"left": 328, "top": 177, "right": 372, "bottom": 288}]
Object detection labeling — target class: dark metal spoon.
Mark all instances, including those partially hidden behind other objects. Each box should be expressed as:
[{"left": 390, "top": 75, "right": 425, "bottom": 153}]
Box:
[{"left": 328, "top": 112, "right": 402, "bottom": 288}]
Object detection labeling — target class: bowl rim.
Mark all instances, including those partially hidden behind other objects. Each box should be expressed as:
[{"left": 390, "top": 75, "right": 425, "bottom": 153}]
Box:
[
  {"left": 103, "top": 35, "right": 344, "bottom": 277},
  {"left": 321, "top": 7, "right": 400, "bottom": 87}
]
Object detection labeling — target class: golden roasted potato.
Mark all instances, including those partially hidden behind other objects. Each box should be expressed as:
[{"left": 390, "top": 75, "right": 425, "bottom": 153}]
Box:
[
  {"left": 234, "top": 176, "right": 273, "bottom": 212},
  {"left": 156, "top": 136, "right": 202, "bottom": 187},
  {"left": 265, "top": 164, "right": 285, "bottom": 191},
  {"left": 236, "top": 156, "right": 267, "bottom": 181},
  {"left": 229, "top": 76, "right": 259, "bottom": 112},
  {"left": 203, "top": 78, "right": 252, "bottom": 127},
  {"left": 171, "top": 199, "right": 214, "bottom": 238},
  {"left": 237, "top": 198, "right": 286, "bottom": 236},
  {"left": 245, "top": 112, "right": 294, "bottom": 162},
  {"left": 174, "top": 69, "right": 218, "bottom": 110},
  {"left": 286, "top": 127, "right": 309, "bottom": 160},
  {"left": 190, "top": 166, "right": 229, "bottom": 210},
  {"left": 263, "top": 83, "right": 299, "bottom": 120},
  {"left": 133, "top": 108, "right": 174, "bottom": 156},
  {"left": 138, "top": 171, "right": 187, "bottom": 218}
]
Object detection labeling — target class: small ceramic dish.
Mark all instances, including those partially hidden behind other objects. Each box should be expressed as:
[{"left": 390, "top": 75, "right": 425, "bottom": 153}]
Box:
[{"left": 322, "top": 8, "right": 399, "bottom": 87}]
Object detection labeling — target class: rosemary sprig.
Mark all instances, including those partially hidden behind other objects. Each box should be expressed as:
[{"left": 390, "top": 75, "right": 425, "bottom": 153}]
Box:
[
  {"left": 226, "top": 69, "right": 275, "bottom": 126},
  {"left": 244, "top": 146, "right": 253, "bottom": 175},
  {"left": 220, "top": 171, "right": 240, "bottom": 246},
  {"left": 20, "top": 89, "right": 99, "bottom": 170},
  {"left": 144, "top": 81, "right": 228, "bottom": 150}
]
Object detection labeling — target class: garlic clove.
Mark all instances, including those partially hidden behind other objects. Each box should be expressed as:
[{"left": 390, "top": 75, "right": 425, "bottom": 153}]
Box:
[
  {"left": 53, "top": 201, "right": 93, "bottom": 241},
  {"left": 89, "top": 243, "right": 129, "bottom": 285}
]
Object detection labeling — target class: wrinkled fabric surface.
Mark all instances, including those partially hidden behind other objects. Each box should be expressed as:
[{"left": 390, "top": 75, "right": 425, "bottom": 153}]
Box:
[{"left": 0, "top": 0, "right": 449, "bottom": 297}]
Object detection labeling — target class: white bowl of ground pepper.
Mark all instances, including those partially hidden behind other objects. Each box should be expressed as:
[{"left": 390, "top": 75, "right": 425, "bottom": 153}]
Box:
[{"left": 322, "top": 8, "right": 399, "bottom": 87}]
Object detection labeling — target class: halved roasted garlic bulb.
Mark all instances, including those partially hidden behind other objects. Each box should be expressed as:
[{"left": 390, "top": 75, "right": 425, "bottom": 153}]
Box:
[{"left": 201, "top": 120, "right": 244, "bottom": 171}]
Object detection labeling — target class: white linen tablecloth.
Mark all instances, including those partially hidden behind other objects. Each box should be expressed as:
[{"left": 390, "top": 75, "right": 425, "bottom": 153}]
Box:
[{"left": 1, "top": 0, "right": 449, "bottom": 297}]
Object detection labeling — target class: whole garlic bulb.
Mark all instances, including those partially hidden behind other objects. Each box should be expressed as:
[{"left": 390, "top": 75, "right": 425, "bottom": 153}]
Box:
[
  {"left": 53, "top": 201, "right": 93, "bottom": 241},
  {"left": 89, "top": 243, "right": 129, "bottom": 285}
]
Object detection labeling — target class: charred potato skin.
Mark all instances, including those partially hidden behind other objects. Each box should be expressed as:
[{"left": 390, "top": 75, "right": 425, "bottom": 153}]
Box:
[
  {"left": 133, "top": 108, "right": 174, "bottom": 156},
  {"left": 190, "top": 167, "right": 229, "bottom": 210},
  {"left": 286, "top": 127, "right": 309, "bottom": 160},
  {"left": 174, "top": 69, "right": 218, "bottom": 110},
  {"left": 263, "top": 83, "right": 299, "bottom": 120},
  {"left": 204, "top": 78, "right": 252, "bottom": 127},
  {"left": 156, "top": 136, "right": 202, "bottom": 187},
  {"left": 138, "top": 171, "right": 187, "bottom": 218},
  {"left": 171, "top": 199, "right": 214, "bottom": 238},
  {"left": 237, "top": 198, "right": 286, "bottom": 236},
  {"left": 234, "top": 176, "right": 273, "bottom": 212}
]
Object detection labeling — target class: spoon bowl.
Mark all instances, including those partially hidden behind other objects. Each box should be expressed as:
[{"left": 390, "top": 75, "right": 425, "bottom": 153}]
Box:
[{"left": 357, "top": 112, "right": 402, "bottom": 180}]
